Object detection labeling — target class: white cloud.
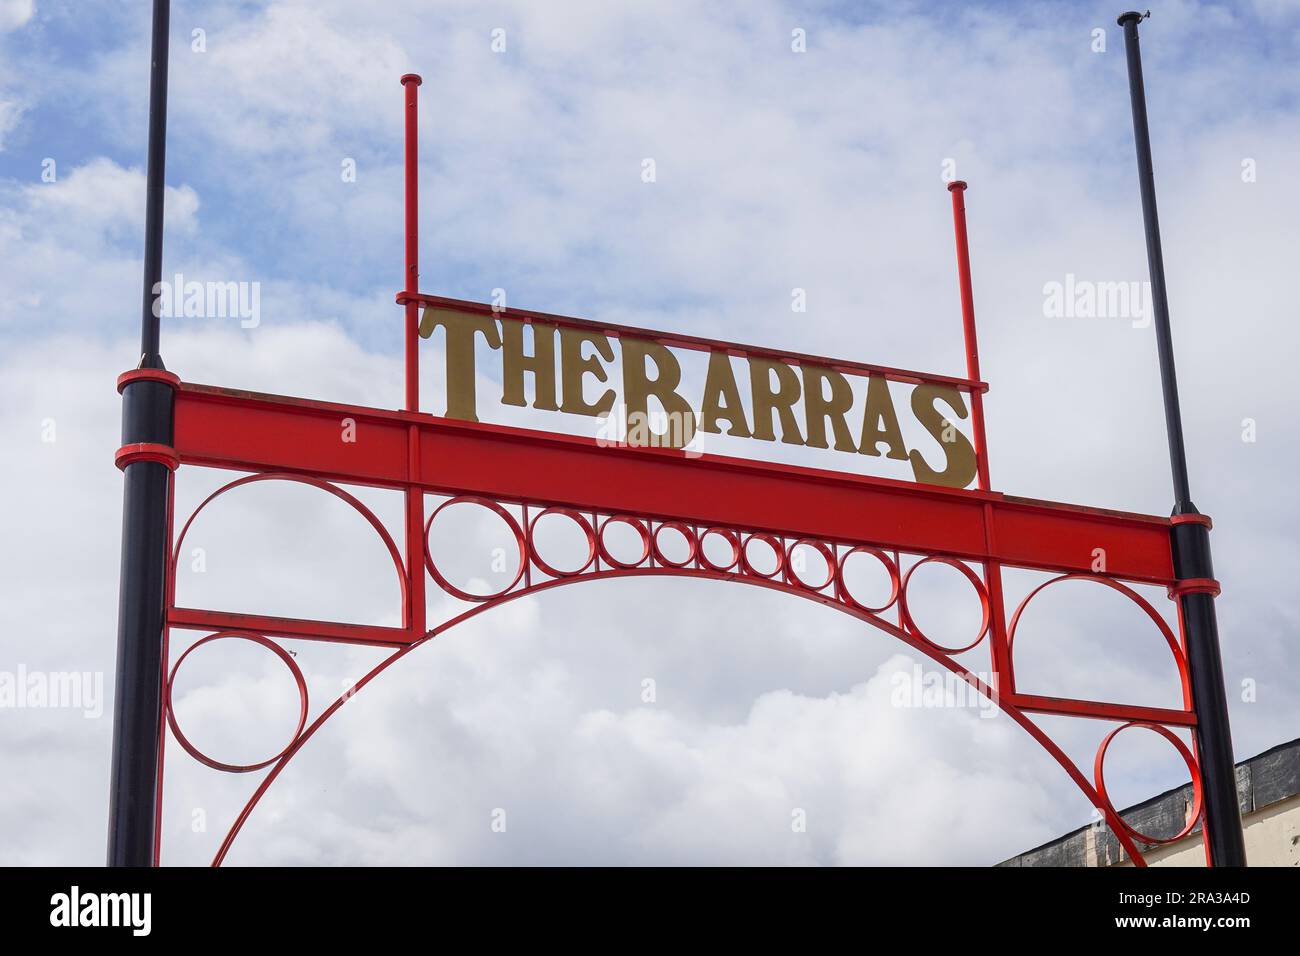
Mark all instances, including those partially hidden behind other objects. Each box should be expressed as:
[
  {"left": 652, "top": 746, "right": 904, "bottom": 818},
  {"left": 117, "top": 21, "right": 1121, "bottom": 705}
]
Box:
[
  {"left": 0, "top": 0, "right": 33, "bottom": 33},
  {"left": 25, "top": 157, "right": 198, "bottom": 233}
]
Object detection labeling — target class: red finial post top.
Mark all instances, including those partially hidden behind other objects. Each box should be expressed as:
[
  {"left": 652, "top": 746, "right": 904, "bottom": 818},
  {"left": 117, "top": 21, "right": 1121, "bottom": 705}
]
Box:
[{"left": 401, "top": 73, "right": 422, "bottom": 86}]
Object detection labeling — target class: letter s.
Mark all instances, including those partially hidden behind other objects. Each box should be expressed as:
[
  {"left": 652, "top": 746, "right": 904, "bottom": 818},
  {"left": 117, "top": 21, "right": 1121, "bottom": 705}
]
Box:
[{"left": 908, "top": 384, "right": 978, "bottom": 489}]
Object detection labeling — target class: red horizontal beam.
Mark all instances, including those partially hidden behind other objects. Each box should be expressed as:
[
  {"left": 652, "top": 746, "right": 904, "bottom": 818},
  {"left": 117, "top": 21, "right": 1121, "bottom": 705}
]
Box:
[
  {"left": 169, "top": 607, "right": 412, "bottom": 648},
  {"left": 398, "top": 293, "right": 989, "bottom": 393},
  {"left": 1008, "top": 693, "right": 1195, "bottom": 727},
  {"left": 172, "top": 382, "right": 1176, "bottom": 584}
]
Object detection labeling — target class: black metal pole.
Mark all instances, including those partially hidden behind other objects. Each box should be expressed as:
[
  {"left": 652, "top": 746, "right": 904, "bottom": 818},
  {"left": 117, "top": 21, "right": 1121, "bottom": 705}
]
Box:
[
  {"left": 1117, "top": 10, "right": 1246, "bottom": 866},
  {"left": 107, "top": 0, "right": 174, "bottom": 867}
]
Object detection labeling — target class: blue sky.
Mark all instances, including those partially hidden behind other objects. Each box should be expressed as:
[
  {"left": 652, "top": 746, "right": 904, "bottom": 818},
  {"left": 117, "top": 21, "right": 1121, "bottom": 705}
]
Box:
[
  {"left": 6, "top": 0, "right": 1297, "bottom": 358},
  {"left": 1, "top": 0, "right": 1298, "bottom": 865}
]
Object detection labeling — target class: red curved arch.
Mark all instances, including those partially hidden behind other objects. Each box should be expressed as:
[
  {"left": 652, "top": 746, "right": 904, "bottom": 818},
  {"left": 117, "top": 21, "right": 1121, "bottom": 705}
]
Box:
[
  {"left": 200, "top": 566, "right": 1158, "bottom": 868},
  {"left": 1007, "top": 573, "right": 1192, "bottom": 710},
  {"left": 172, "top": 472, "right": 410, "bottom": 620}
]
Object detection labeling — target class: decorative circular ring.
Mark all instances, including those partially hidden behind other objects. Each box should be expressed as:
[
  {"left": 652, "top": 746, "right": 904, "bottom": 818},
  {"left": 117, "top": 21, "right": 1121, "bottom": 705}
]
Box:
[
  {"left": 528, "top": 507, "right": 597, "bottom": 578},
  {"left": 785, "top": 538, "right": 836, "bottom": 591},
  {"left": 424, "top": 496, "right": 527, "bottom": 602},
  {"left": 1006, "top": 573, "right": 1191, "bottom": 710},
  {"left": 740, "top": 533, "right": 785, "bottom": 579},
  {"left": 597, "top": 515, "right": 652, "bottom": 569},
  {"left": 652, "top": 522, "right": 697, "bottom": 569},
  {"left": 898, "top": 556, "right": 991, "bottom": 654},
  {"left": 698, "top": 528, "right": 742, "bottom": 573},
  {"left": 166, "top": 631, "right": 309, "bottom": 774},
  {"left": 1094, "top": 721, "right": 1203, "bottom": 846},
  {"left": 1168, "top": 577, "right": 1221, "bottom": 600},
  {"left": 117, "top": 368, "right": 181, "bottom": 393},
  {"left": 835, "top": 546, "right": 901, "bottom": 613},
  {"left": 115, "top": 441, "right": 180, "bottom": 472}
]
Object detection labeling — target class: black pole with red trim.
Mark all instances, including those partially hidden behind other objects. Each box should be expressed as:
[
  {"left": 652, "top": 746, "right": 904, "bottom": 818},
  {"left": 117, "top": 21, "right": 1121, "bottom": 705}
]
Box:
[
  {"left": 1117, "top": 10, "right": 1246, "bottom": 866},
  {"left": 108, "top": 0, "right": 175, "bottom": 867}
]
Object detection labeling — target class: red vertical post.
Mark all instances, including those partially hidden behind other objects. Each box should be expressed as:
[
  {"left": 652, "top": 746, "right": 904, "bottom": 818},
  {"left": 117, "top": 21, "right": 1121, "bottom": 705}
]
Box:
[
  {"left": 947, "top": 181, "right": 1011, "bottom": 696},
  {"left": 401, "top": 74, "right": 426, "bottom": 641},
  {"left": 402, "top": 73, "right": 422, "bottom": 412},
  {"left": 947, "top": 180, "right": 990, "bottom": 491}
]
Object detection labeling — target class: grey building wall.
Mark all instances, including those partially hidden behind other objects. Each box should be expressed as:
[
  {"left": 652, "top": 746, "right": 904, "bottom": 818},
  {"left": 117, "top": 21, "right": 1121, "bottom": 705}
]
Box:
[{"left": 999, "top": 737, "right": 1300, "bottom": 867}]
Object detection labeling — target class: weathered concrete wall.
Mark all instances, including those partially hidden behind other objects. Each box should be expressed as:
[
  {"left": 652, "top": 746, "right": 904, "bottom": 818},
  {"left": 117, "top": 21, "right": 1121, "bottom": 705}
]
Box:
[
  {"left": 1000, "top": 738, "right": 1300, "bottom": 867},
  {"left": 1128, "top": 792, "right": 1300, "bottom": 867}
]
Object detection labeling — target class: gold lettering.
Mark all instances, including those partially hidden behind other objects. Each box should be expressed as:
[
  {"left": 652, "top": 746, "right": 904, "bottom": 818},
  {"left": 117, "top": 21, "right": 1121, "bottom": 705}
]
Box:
[
  {"left": 699, "top": 351, "right": 751, "bottom": 438},
  {"left": 858, "top": 375, "right": 910, "bottom": 460},
  {"left": 908, "top": 384, "right": 977, "bottom": 488},
  {"left": 620, "top": 339, "right": 697, "bottom": 448},
  {"left": 559, "top": 327, "right": 616, "bottom": 418},
  {"left": 801, "top": 365, "right": 857, "bottom": 452},
  {"left": 749, "top": 359, "right": 804, "bottom": 445},
  {"left": 418, "top": 307, "right": 501, "bottom": 422},
  {"left": 501, "top": 319, "right": 559, "bottom": 411}
]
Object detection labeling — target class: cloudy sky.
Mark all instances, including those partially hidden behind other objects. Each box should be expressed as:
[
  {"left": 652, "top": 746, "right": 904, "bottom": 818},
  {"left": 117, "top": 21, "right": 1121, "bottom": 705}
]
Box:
[{"left": 1, "top": 0, "right": 1297, "bottom": 866}]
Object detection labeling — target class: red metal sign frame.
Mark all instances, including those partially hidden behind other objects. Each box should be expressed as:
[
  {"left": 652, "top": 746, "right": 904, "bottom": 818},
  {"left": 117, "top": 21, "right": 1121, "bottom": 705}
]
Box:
[{"left": 133, "top": 75, "right": 1221, "bottom": 867}]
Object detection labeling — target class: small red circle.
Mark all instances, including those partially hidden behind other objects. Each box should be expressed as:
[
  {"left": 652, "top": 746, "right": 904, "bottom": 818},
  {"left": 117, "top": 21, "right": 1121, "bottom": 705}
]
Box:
[
  {"left": 698, "top": 528, "right": 741, "bottom": 573},
  {"left": 166, "top": 632, "right": 309, "bottom": 774},
  {"left": 898, "top": 556, "right": 990, "bottom": 654},
  {"left": 740, "top": 533, "right": 785, "bottom": 579},
  {"left": 1094, "top": 722, "right": 1203, "bottom": 845},
  {"left": 597, "top": 515, "right": 651, "bottom": 569},
  {"left": 528, "top": 508, "right": 597, "bottom": 578},
  {"left": 835, "top": 546, "right": 901, "bottom": 613},
  {"left": 424, "top": 496, "right": 526, "bottom": 602},
  {"left": 652, "top": 522, "right": 697, "bottom": 568},
  {"left": 786, "top": 539, "right": 836, "bottom": 591}
]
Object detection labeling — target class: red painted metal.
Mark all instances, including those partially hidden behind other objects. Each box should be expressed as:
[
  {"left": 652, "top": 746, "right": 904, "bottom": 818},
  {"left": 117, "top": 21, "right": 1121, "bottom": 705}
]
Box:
[
  {"left": 165, "top": 631, "right": 309, "bottom": 773},
  {"left": 898, "top": 555, "right": 991, "bottom": 655},
  {"left": 402, "top": 73, "right": 421, "bottom": 413},
  {"left": 835, "top": 546, "right": 900, "bottom": 614},
  {"left": 117, "top": 368, "right": 181, "bottom": 393},
  {"left": 115, "top": 442, "right": 180, "bottom": 471},
  {"left": 401, "top": 74, "right": 428, "bottom": 664},
  {"left": 786, "top": 539, "right": 836, "bottom": 591},
  {"left": 948, "top": 181, "right": 990, "bottom": 492},
  {"left": 1006, "top": 572, "right": 1194, "bottom": 727},
  {"left": 1095, "top": 721, "right": 1204, "bottom": 845},
  {"left": 147, "top": 77, "right": 1219, "bottom": 869},
  {"left": 172, "top": 472, "right": 409, "bottom": 615},
  {"left": 528, "top": 507, "right": 598, "bottom": 577},
  {"left": 197, "top": 552, "right": 1162, "bottom": 867},
  {"left": 424, "top": 495, "right": 526, "bottom": 602},
  {"left": 170, "top": 384, "right": 1177, "bottom": 587},
  {"left": 1168, "top": 577, "right": 1222, "bottom": 599},
  {"left": 597, "top": 515, "right": 653, "bottom": 569}
]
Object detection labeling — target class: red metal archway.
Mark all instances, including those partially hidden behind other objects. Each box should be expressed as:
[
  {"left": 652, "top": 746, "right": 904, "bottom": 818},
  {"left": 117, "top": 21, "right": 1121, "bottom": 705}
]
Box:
[{"left": 119, "top": 74, "right": 1224, "bottom": 868}]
